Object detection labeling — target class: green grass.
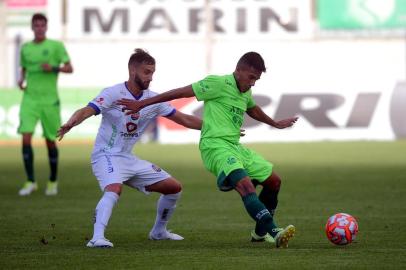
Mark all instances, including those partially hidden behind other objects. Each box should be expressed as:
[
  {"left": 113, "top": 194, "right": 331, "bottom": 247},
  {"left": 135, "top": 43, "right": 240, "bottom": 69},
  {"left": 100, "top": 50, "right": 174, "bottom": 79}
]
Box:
[{"left": 1, "top": 141, "right": 406, "bottom": 269}]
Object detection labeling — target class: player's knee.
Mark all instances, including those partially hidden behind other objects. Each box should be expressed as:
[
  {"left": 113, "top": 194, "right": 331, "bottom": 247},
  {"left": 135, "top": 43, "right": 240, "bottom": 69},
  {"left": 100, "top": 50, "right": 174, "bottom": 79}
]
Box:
[
  {"left": 167, "top": 180, "right": 182, "bottom": 194},
  {"left": 105, "top": 183, "right": 122, "bottom": 196},
  {"left": 266, "top": 173, "right": 281, "bottom": 191}
]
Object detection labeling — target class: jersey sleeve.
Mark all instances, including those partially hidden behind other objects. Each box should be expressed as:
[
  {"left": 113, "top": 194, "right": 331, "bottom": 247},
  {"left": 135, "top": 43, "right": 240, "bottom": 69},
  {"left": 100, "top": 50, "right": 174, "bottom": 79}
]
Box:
[
  {"left": 57, "top": 42, "right": 70, "bottom": 64},
  {"left": 88, "top": 88, "right": 115, "bottom": 115},
  {"left": 157, "top": 102, "right": 176, "bottom": 117},
  {"left": 192, "top": 75, "right": 222, "bottom": 101}
]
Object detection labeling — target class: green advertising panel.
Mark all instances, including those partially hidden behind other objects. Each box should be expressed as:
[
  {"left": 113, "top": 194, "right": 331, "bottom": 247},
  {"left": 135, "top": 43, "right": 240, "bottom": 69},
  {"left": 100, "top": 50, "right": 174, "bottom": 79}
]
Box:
[
  {"left": 0, "top": 88, "right": 100, "bottom": 139},
  {"left": 318, "top": 0, "right": 406, "bottom": 29}
]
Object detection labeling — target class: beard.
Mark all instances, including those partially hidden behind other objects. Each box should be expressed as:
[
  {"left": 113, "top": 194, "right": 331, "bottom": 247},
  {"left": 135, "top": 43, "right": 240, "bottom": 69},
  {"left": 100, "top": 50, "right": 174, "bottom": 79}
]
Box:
[{"left": 134, "top": 75, "right": 150, "bottom": 90}]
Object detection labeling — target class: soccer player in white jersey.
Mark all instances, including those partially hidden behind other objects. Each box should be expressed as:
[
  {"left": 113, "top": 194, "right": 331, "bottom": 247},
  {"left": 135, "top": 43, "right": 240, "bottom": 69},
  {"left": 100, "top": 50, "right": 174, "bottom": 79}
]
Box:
[{"left": 57, "top": 49, "right": 202, "bottom": 248}]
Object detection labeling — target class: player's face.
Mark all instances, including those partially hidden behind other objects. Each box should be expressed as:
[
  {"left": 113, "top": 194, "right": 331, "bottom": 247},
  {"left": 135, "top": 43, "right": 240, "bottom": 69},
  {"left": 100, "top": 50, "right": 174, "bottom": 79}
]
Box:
[
  {"left": 134, "top": 64, "right": 155, "bottom": 90},
  {"left": 31, "top": 19, "right": 47, "bottom": 41},
  {"left": 235, "top": 66, "right": 262, "bottom": 93}
]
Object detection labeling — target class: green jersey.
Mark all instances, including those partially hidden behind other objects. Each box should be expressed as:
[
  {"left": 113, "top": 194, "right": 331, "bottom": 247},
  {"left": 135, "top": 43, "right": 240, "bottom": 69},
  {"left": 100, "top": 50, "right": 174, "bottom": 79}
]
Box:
[
  {"left": 192, "top": 74, "right": 256, "bottom": 144},
  {"left": 20, "top": 39, "right": 70, "bottom": 104}
]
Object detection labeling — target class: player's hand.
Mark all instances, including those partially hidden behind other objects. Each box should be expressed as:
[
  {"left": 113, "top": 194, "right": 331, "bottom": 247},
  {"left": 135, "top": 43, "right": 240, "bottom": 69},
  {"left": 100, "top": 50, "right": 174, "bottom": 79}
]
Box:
[
  {"left": 41, "top": 63, "right": 53, "bottom": 72},
  {"left": 273, "top": 117, "right": 299, "bottom": 129},
  {"left": 57, "top": 123, "right": 73, "bottom": 141},
  {"left": 18, "top": 79, "right": 26, "bottom": 90},
  {"left": 117, "top": 98, "right": 143, "bottom": 114}
]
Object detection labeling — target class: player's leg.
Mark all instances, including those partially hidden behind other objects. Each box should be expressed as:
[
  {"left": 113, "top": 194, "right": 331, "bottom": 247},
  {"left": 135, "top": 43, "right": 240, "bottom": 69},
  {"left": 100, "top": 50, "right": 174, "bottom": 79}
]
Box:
[
  {"left": 229, "top": 172, "right": 280, "bottom": 238},
  {"left": 18, "top": 133, "right": 38, "bottom": 195},
  {"left": 146, "top": 177, "right": 183, "bottom": 240},
  {"left": 253, "top": 172, "right": 282, "bottom": 236},
  {"left": 41, "top": 104, "right": 61, "bottom": 195},
  {"left": 87, "top": 183, "right": 121, "bottom": 248},
  {"left": 123, "top": 158, "right": 183, "bottom": 240},
  {"left": 44, "top": 139, "right": 58, "bottom": 195},
  {"left": 240, "top": 146, "right": 295, "bottom": 247},
  {"left": 87, "top": 154, "right": 126, "bottom": 248},
  {"left": 18, "top": 101, "right": 40, "bottom": 196},
  {"left": 259, "top": 172, "right": 281, "bottom": 216}
]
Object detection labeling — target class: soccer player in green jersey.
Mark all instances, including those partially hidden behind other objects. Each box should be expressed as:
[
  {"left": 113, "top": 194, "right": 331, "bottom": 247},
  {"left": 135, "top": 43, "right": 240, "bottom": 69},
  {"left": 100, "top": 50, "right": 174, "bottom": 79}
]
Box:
[
  {"left": 17, "top": 13, "right": 73, "bottom": 196},
  {"left": 117, "top": 52, "right": 298, "bottom": 247}
]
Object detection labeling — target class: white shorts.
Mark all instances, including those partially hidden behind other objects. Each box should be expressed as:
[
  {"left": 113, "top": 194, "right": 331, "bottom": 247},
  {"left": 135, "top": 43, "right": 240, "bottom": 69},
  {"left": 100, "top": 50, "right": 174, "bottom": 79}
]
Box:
[{"left": 91, "top": 154, "right": 171, "bottom": 194}]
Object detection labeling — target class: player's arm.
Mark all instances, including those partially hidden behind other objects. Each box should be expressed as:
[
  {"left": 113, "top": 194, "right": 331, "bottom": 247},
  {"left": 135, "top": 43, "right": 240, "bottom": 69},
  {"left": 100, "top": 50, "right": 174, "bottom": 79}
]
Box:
[
  {"left": 59, "top": 61, "right": 73, "bottom": 73},
  {"left": 57, "top": 106, "right": 96, "bottom": 140},
  {"left": 118, "top": 85, "right": 195, "bottom": 114},
  {"left": 42, "top": 61, "right": 73, "bottom": 73},
  {"left": 166, "top": 110, "right": 202, "bottom": 130},
  {"left": 18, "top": 68, "right": 26, "bottom": 90},
  {"left": 246, "top": 105, "right": 298, "bottom": 129}
]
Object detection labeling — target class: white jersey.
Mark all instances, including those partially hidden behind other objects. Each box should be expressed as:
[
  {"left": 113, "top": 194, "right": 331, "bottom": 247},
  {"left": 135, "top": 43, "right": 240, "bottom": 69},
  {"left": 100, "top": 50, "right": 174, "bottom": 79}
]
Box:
[{"left": 88, "top": 82, "right": 175, "bottom": 160}]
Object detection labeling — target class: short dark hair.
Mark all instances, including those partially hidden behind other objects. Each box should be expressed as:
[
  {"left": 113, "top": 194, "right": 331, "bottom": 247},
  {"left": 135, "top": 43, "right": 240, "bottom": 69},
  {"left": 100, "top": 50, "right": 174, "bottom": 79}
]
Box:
[
  {"left": 31, "top": 13, "right": 47, "bottom": 24},
  {"left": 237, "top": 52, "right": 266, "bottom": 72},
  {"left": 128, "top": 48, "right": 155, "bottom": 67}
]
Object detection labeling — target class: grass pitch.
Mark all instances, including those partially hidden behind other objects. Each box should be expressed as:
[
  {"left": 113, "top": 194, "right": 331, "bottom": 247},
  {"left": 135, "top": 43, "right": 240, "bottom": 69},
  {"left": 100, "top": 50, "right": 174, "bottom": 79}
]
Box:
[{"left": 1, "top": 141, "right": 405, "bottom": 269}]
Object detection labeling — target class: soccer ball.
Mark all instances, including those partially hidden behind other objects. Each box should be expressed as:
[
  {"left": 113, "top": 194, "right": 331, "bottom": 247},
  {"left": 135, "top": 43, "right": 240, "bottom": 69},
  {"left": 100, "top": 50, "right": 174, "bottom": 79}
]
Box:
[{"left": 325, "top": 213, "right": 358, "bottom": 245}]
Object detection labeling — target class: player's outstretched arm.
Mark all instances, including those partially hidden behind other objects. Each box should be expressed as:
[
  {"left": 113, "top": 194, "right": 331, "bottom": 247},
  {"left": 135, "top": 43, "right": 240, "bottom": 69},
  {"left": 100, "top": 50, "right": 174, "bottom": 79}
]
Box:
[
  {"left": 166, "top": 111, "right": 202, "bottom": 130},
  {"left": 117, "top": 85, "right": 195, "bottom": 114},
  {"left": 57, "top": 106, "right": 96, "bottom": 141},
  {"left": 247, "top": 105, "right": 298, "bottom": 129}
]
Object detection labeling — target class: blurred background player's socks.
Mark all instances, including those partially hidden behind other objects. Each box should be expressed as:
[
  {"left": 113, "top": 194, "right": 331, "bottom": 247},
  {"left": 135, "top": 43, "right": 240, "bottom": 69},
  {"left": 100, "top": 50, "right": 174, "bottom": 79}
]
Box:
[
  {"left": 47, "top": 147, "right": 58, "bottom": 181},
  {"left": 22, "top": 145, "right": 34, "bottom": 182}
]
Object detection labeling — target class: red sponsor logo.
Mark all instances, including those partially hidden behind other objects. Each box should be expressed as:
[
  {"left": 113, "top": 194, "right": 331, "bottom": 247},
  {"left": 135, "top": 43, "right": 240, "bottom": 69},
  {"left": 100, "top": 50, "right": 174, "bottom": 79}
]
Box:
[{"left": 126, "top": 122, "right": 137, "bottom": 133}]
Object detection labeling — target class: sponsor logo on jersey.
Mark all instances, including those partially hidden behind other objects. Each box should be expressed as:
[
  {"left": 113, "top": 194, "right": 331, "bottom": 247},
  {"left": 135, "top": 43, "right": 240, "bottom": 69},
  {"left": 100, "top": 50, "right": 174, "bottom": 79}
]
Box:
[
  {"left": 120, "top": 131, "right": 139, "bottom": 138},
  {"left": 126, "top": 122, "right": 137, "bottom": 132}
]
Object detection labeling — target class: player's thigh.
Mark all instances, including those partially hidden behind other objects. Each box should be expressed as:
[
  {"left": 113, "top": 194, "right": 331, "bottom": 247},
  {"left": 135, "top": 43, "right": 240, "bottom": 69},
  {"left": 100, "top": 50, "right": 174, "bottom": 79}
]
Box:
[
  {"left": 18, "top": 102, "right": 40, "bottom": 134},
  {"left": 91, "top": 155, "right": 129, "bottom": 191},
  {"left": 201, "top": 146, "right": 246, "bottom": 191},
  {"left": 40, "top": 104, "right": 61, "bottom": 141},
  {"left": 242, "top": 147, "right": 273, "bottom": 183},
  {"left": 124, "top": 159, "right": 172, "bottom": 195},
  {"left": 202, "top": 145, "right": 244, "bottom": 178}
]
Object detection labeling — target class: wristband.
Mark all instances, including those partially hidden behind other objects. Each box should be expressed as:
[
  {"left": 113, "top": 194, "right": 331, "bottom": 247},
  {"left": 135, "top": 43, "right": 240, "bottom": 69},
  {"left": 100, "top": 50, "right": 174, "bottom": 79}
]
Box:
[{"left": 52, "top": 66, "right": 60, "bottom": 73}]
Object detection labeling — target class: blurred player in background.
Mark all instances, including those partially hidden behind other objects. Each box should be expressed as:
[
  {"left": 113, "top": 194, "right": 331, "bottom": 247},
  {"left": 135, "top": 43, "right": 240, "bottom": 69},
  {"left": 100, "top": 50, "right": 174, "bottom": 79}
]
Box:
[
  {"left": 18, "top": 13, "right": 73, "bottom": 196},
  {"left": 58, "top": 49, "right": 202, "bottom": 248},
  {"left": 118, "top": 52, "right": 298, "bottom": 248}
]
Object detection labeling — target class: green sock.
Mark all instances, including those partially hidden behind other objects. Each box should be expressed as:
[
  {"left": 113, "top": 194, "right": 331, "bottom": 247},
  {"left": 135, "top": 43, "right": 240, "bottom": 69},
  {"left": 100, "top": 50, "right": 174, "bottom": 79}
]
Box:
[
  {"left": 242, "top": 193, "right": 278, "bottom": 237},
  {"left": 256, "top": 187, "right": 279, "bottom": 236}
]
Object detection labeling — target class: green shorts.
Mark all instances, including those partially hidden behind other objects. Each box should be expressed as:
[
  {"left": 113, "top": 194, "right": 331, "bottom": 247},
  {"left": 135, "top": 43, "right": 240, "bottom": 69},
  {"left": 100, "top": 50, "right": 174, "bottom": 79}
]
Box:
[
  {"left": 199, "top": 138, "right": 273, "bottom": 191},
  {"left": 18, "top": 98, "right": 61, "bottom": 141}
]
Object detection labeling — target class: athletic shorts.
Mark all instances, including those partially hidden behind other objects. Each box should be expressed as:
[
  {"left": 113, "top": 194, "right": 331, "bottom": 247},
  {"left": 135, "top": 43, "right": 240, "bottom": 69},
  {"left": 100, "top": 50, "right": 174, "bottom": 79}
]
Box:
[
  {"left": 199, "top": 138, "right": 273, "bottom": 191},
  {"left": 18, "top": 98, "right": 61, "bottom": 141},
  {"left": 91, "top": 153, "right": 171, "bottom": 194}
]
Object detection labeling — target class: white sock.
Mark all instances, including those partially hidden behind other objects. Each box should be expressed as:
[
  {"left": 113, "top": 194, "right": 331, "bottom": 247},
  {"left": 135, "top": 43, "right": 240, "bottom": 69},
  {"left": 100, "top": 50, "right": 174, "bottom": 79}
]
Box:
[
  {"left": 151, "top": 192, "right": 182, "bottom": 234},
  {"left": 92, "top": 191, "right": 119, "bottom": 240}
]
